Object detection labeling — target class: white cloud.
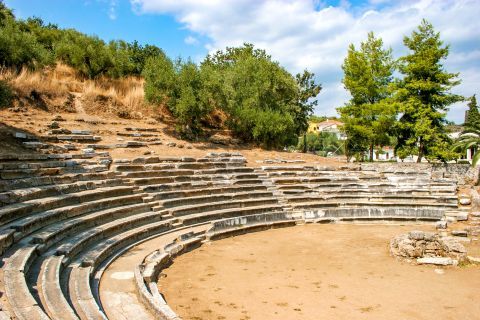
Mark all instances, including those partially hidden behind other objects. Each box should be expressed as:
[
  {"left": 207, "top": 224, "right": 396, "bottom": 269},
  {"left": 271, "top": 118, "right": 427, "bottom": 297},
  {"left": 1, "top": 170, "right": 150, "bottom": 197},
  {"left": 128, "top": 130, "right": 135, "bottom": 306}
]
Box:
[
  {"left": 108, "top": 0, "right": 118, "bottom": 20},
  {"left": 184, "top": 35, "right": 199, "bottom": 45},
  {"left": 131, "top": 0, "right": 480, "bottom": 124}
]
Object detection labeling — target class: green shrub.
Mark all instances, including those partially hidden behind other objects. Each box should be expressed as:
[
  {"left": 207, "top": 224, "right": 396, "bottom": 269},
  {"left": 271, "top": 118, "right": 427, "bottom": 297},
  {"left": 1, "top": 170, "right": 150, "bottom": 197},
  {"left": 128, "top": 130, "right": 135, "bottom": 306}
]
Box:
[{"left": 0, "top": 80, "right": 13, "bottom": 108}]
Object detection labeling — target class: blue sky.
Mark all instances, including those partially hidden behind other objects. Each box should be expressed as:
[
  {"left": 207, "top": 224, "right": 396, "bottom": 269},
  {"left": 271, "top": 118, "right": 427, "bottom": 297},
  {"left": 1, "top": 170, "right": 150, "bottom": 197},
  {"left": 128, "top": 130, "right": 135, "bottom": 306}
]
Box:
[{"left": 5, "top": 0, "right": 480, "bottom": 124}]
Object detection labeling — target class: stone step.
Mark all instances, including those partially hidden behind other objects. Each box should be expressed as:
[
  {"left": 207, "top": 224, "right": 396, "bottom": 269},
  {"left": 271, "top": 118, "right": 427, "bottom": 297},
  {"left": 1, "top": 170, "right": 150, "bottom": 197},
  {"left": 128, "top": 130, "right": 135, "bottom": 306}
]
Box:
[
  {"left": 160, "top": 191, "right": 274, "bottom": 209},
  {"left": 0, "top": 186, "right": 135, "bottom": 226},
  {"left": 149, "top": 184, "right": 268, "bottom": 201},
  {"left": 38, "top": 255, "right": 79, "bottom": 320},
  {"left": 55, "top": 211, "right": 164, "bottom": 262},
  {"left": 169, "top": 197, "right": 279, "bottom": 217},
  {"left": 285, "top": 194, "right": 458, "bottom": 204},
  {"left": 3, "top": 244, "right": 51, "bottom": 320},
  {"left": 180, "top": 204, "right": 284, "bottom": 225},
  {"left": 31, "top": 202, "right": 151, "bottom": 249},
  {"left": 291, "top": 200, "right": 457, "bottom": 210},
  {"left": 68, "top": 266, "right": 107, "bottom": 320},
  {"left": 0, "top": 178, "right": 124, "bottom": 206}
]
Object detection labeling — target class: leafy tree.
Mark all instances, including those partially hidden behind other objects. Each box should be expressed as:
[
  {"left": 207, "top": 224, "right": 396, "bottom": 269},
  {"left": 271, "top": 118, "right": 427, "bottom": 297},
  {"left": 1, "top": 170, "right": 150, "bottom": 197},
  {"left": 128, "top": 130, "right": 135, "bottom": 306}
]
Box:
[
  {"left": 142, "top": 54, "right": 176, "bottom": 106},
  {"left": 393, "top": 20, "right": 462, "bottom": 162},
  {"left": 202, "top": 44, "right": 308, "bottom": 148},
  {"left": 0, "top": 9, "right": 53, "bottom": 69},
  {"left": 338, "top": 32, "right": 396, "bottom": 161},
  {"left": 453, "top": 126, "right": 480, "bottom": 166},
  {"left": 465, "top": 95, "right": 480, "bottom": 129},
  {"left": 296, "top": 70, "right": 322, "bottom": 152},
  {"left": 297, "top": 131, "right": 344, "bottom": 155},
  {"left": 55, "top": 30, "right": 114, "bottom": 78}
]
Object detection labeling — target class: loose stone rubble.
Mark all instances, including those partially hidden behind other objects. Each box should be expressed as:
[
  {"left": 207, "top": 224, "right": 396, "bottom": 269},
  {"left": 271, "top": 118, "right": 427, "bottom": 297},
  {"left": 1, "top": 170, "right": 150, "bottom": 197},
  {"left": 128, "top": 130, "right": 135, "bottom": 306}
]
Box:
[{"left": 390, "top": 230, "right": 467, "bottom": 265}]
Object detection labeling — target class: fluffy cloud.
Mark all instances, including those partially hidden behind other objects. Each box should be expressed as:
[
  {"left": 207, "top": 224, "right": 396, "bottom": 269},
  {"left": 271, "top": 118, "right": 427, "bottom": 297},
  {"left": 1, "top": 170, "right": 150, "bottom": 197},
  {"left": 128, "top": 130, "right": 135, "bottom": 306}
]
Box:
[{"left": 131, "top": 0, "right": 480, "bottom": 123}]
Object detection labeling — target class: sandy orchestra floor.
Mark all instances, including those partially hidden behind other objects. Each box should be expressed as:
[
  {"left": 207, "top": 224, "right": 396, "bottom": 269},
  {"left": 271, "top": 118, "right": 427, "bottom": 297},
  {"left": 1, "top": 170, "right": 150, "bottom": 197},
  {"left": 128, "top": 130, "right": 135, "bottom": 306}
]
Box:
[{"left": 159, "top": 224, "right": 480, "bottom": 320}]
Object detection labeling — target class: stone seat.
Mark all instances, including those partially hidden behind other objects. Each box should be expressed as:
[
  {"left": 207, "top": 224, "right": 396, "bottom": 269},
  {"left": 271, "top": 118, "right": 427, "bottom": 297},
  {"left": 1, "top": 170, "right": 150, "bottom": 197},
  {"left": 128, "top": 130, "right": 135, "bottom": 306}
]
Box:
[
  {"left": 159, "top": 191, "right": 274, "bottom": 208},
  {"left": 55, "top": 210, "right": 163, "bottom": 262},
  {"left": 0, "top": 194, "right": 142, "bottom": 255},
  {"left": 168, "top": 197, "right": 279, "bottom": 217},
  {"left": 0, "top": 186, "right": 135, "bottom": 226},
  {"left": 140, "top": 179, "right": 265, "bottom": 194},
  {"left": 130, "top": 172, "right": 262, "bottom": 186},
  {"left": 0, "top": 178, "right": 124, "bottom": 206},
  {"left": 0, "top": 170, "right": 118, "bottom": 192},
  {"left": 149, "top": 184, "right": 268, "bottom": 201},
  {"left": 285, "top": 194, "right": 458, "bottom": 204},
  {"left": 121, "top": 169, "right": 194, "bottom": 179},
  {"left": 306, "top": 207, "right": 445, "bottom": 220},
  {"left": 31, "top": 202, "right": 151, "bottom": 250},
  {"left": 38, "top": 255, "right": 79, "bottom": 320},
  {"left": 291, "top": 199, "right": 458, "bottom": 210},
  {"left": 281, "top": 187, "right": 456, "bottom": 197},
  {"left": 180, "top": 204, "right": 284, "bottom": 225},
  {"left": 68, "top": 265, "right": 107, "bottom": 319},
  {"left": 3, "top": 244, "right": 50, "bottom": 320},
  {"left": 276, "top": 182, "right": 457, "bottom": 193}
]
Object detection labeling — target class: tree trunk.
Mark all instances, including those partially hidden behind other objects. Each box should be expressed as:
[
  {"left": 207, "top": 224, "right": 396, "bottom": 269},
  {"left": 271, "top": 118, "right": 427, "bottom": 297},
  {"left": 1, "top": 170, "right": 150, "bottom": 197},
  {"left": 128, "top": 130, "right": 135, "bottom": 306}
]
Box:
[
  {"left": 303, "top": 133, "right": 307, "bottom": 153},
  {"left": 417, "top": 140, "right": 423, "bottom": 163},
  {"left": 369, "top": 144, "right": 374, "bottom": 162}
]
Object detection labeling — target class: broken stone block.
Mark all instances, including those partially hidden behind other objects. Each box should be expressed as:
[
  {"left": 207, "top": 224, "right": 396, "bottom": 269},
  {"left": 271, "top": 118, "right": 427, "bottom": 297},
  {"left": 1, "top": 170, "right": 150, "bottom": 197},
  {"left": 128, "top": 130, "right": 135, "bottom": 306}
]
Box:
[
  {"left": 435, "top": 220, "right": 447, "bottom": 229},
  {"left": 417, "top": 257, "right": 455, "bottom": 265},
  {"left": 459, "top": 197, "right": 471, "bottom": 205},
  {"left": 451, "top": 230, "right": 468, "bottom": 237}
]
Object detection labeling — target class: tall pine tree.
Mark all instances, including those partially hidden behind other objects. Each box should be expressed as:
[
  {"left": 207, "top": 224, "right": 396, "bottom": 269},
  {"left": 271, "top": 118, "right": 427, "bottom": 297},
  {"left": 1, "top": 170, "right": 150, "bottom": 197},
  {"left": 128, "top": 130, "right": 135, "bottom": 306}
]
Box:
[
  {"left": 394, "top": 20, "right": 462, "bottom": 162},
  {"left": 465, "top": 95, "right": 480, "bottom": 129},
  {"left": 338, "top": 32, "right": 396, "bottom": 161}
]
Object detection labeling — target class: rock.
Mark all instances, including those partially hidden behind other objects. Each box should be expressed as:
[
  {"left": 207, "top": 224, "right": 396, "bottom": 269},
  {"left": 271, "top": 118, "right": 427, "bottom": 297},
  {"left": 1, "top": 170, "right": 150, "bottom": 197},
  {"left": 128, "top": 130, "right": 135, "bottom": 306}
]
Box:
[
  {"left": 451, "top": 230, "right": 468, "bottom": 237},
  {"left": 459, "top": 197, "right": 471, "bottom": 205},
  {"left": 467, "top": 256, "right": 480, "bottom": 264},
  {"left": 434, "top": 269, "right": 445, "bottom": 275},
  {"left": 166, "top": 142, "right": 176, "bottom": 147},
  {"left": 177, "top": 143, "right": 184, "bottom": 149},
  {"left": 417, "top": 257, "right": 455, "bottom": 266},
  {"left": 143, "top": 151, "right": 152, "bottom": 155},
  {"left": 408, "top": 230, "right": 425, "bottom": 240},
  {"left": 441, "top": 237, "right": 467, "bottom": 253},
  {"left": 82, "top": 148, "right": 95, "bottom": 154},
  {"left": 14, "top": 132, "right": 27, "bottom": 139},
  {"left": 53, "top": 115, "right": 66, "bottom": 121},
  {"left": 435, "top": 220, "right": 447, "bottom": 229},
  {"left": 126, "top": 141, "right": 146, "bottom": 147},
  {"left": 471, "top": 212, "right": 480, "bottom": 218},
  {"left": 186, "top": 144, "right": 193, "bottom": 149},
  {"left": 48, "top": 121, "right": 60, "bottom": 129}
]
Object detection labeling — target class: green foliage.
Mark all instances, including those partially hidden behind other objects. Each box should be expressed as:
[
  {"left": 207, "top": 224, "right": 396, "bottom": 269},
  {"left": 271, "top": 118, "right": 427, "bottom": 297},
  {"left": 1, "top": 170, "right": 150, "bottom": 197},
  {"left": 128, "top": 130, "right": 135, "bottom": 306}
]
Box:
[
  {"left": 338, "top": 32, "right": 396, "bottom": 161},
  {"left": 297, "top": 132, "right": 344, "bottom": 155},
  {"left": 394, "top": 19, "right": 463, "bottom": 163},
  {"left": 0, "top": 12, "right": 53, "bottom": 69},
  {"left": 142, "top": 55, "right": 176, "bottom": 105},
  {"left": 453, "top": 127, "right": 480, "bottom": 166},
  {"left": 0, "top": 80, "right": 13, "bottom": 108},
  {"left": 465, "top": 95, "right": 480, "bottom": 129},
  {"left": 55, "top": 30, "right": 113, "bottom": 78},
  {"left": 197, "top": 44, "right": 319, "bottom": 147}
]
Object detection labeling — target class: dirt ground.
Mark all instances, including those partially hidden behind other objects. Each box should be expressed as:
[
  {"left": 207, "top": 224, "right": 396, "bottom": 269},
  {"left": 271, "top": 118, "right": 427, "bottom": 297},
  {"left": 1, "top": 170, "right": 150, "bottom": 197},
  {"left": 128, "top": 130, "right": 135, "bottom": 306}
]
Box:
[
  {"left": 0, "top": 108, "right": 343, "bottom": 166},
  {"left": 159, "top": 224, "right": 480, "bottom": 320}
]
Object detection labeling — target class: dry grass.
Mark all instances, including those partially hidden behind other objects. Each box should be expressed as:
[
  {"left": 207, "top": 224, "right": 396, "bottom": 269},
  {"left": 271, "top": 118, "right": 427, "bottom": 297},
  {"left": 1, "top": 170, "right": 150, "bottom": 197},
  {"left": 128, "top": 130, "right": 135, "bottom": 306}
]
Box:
[{"left": 0, "top": 63, "right": 157, "bottom": 118}]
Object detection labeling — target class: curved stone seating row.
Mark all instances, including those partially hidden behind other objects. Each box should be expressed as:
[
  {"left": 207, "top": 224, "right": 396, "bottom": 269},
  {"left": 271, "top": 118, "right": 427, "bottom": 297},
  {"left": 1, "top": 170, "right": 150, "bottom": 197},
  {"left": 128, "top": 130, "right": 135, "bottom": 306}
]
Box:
[
  {"left": 0, "top": 152, "right": 285, "bottom": 319},
  {"left": 258, "top": 165, "right": 459, "bottom": 221},
  {"left": 0, "top": 154, "right": 466, "bottom": 320}
]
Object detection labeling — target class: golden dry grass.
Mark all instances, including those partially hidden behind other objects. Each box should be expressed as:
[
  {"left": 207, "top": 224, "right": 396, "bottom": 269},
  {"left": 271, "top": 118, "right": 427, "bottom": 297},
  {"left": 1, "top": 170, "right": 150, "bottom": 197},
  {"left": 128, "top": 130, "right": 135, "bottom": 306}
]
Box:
[{"left": 0, "top": 63, "right": 157, "bottom": 118}]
